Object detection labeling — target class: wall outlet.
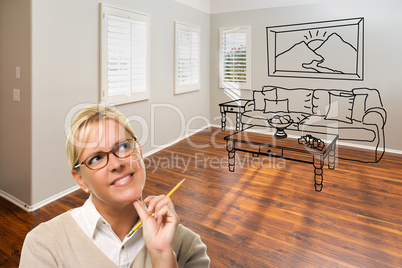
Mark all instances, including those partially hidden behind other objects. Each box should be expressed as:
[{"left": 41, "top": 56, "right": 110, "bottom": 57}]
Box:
[
  {"left": 16, "top": 67, "right": 21, "bottom": 79},
  {"left": 13, "top": 89, "right": 21, "bottom": 102}
]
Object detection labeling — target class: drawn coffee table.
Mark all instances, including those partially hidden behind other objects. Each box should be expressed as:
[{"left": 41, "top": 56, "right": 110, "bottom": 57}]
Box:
[{"left": 224, "top": 126, "right": 338, "bottom": 191}]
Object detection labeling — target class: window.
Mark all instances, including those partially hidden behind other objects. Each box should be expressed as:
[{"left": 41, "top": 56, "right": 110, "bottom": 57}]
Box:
[
  {"left": 100, "top": 4, "right": 150, "bottom": 105},
  {"left": 175, "top": 22, "right": 201, "bottom": 94},
  {"left": 219, "top": 27, "right": 251, "bottom": 89}
]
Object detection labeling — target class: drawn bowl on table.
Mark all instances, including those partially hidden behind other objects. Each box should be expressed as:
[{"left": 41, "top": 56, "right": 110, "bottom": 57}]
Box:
[{"left": 267, "top": 115, "right": 293, "bottom": 139}]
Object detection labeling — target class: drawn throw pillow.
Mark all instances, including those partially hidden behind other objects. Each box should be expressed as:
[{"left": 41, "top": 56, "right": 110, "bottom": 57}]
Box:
[
  {"left": 253, "top": 87, "right": 276, "bottom": 111},
  {"left": 264, "top": 99, "right": 289, "bottom": 113},
  {"left": 325, "top": 93, "right": 354, "bottom": 124}
]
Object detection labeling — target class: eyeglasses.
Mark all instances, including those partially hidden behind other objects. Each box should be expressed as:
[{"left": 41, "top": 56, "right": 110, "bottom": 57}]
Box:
[{"left": 74, "top": 139, "right": 138, "bottom": 170}]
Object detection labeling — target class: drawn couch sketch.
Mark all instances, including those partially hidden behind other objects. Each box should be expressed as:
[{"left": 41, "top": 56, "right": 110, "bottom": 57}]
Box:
[
  {"left": 223, "top": 85, "right": 386, "bottom": 163},
  {"left": 266, "top": 18, "right": 364, "bottom": 80}
]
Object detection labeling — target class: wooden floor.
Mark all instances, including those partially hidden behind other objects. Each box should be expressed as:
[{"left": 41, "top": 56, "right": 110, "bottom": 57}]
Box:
[{"left": 1, "top": 127, "right": 402, "bottom": 267}]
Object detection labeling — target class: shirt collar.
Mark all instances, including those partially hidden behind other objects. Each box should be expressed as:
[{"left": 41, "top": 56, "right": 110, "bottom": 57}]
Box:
[
  {"left": 79, "top": 194, "right": 145, "bottom": 240},
  {"left": 81, "top": 194, "right": 109, "bottom": 238}
]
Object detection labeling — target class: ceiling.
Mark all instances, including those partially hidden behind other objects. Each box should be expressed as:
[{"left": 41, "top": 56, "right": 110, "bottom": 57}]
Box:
[{"left": 174, "top": 0, "right": 333, "bottom": 14}]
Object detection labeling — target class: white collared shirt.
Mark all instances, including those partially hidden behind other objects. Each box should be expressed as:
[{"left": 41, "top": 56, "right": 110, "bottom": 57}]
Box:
[{"left": 70, "top": 195, "right": 145, "bottom": 268}]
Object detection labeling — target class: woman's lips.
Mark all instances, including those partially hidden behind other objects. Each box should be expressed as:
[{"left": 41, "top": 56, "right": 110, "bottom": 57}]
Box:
[{"left": 111, "top": 173, "right": 134, "bottom": 186}]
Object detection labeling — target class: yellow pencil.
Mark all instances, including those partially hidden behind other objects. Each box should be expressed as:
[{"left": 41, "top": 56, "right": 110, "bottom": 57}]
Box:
[{"left": 127, "top": 178, "right": 186, "bottom": 237}]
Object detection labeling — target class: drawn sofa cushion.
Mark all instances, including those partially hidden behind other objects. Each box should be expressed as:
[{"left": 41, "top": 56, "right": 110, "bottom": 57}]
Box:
[
  {"left": 241, "top": 86, "right": 386, "bottom": 162},
  {"left": 312, "top": 89, "right": 351, "bottom": 116},
  {"left": 264, "top": 99, "right": 289, "bottom": 113},
  {"left": 324, "top": 93, "right": 354, "bottom": 124},
  {"left": 299, "top": 115, "right": 377, "bottom": 142},
  {"left": 275, "top": 87, "right": 313, "bottom": 114},
  {"left": 253, "top": 86, "right": 276, "bottom": 111},
  {"left": 242, "top": 111, "right": 309, "bottom": 128}
]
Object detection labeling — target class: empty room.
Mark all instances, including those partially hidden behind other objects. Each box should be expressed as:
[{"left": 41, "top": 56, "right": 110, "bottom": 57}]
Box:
[{"left": 1, "top": 0, "right": 401, "bottom": 267}]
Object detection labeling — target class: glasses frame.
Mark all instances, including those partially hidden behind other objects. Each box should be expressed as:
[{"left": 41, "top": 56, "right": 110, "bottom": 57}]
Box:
[{"left": 74, "top": 138, "right": 137, "bottom": 170}]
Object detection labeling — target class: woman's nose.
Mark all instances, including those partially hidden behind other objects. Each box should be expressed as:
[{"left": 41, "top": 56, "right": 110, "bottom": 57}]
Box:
[{"left": 108, "top": 153, "right": 124, "bottom": 171}]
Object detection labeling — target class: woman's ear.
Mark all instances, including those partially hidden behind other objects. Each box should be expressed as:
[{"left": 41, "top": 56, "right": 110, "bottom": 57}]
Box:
[{"left": 71, "top": 170, "right": 90, "bottom": 193}]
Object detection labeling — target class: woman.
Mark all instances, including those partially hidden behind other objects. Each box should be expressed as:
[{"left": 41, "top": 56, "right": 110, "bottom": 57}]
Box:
[{"left": 20, "top": 104, "right": 210, "bottom": 267}]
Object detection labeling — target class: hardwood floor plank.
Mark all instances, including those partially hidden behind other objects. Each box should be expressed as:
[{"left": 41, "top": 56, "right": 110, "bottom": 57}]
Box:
[
  {"left": 0, "top": 248, "right": 18, "bottom": 268},
  {"left": 0, "top": 223, "right": 22, "bottom": 264}
]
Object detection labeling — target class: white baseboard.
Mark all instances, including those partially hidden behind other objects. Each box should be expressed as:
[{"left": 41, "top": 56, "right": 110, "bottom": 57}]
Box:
[
  {"left": 0, "top": 185, "right": 80, "bottom": 212},
  {"left": 385, "top": 148, "right": 402, "bottom": 155},
  {"left": 143, "top": 124, "right": 211, "bottom": 157},
  {"left": 0, "top": 189, "right": 31, "bottom": 211},
  {"left": 30, "top": 185, "right": 81, "bottom": 212},
  {"left": 0, "top": 124, "right": 211, "bottom": 212},
  {"left": 210, "top": 123, "right": 223, "bottom": 129}
]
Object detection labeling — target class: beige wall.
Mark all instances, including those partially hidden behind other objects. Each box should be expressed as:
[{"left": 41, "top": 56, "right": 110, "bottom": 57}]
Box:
[
  {"left": 30, "top": 0, "right": 210, "bottom": 206},
  {"left": 1, "top": 0, "right": 210, "bottom": 208},
  {"left": 0, "top": 0, "right": 32, "bottom": 205},
  {"left": 210, "top": 0, "right": 402, "bottom": 153}
]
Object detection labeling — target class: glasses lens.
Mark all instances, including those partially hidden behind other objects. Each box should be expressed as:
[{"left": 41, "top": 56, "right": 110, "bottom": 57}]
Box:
[
  {"left": 115, "top": 139, "right": 136, "bottom": 158},
  {"left": 83, "top": 139, "right": 136, "bottom": 170},
  {"left": 86, "top": 153, "right": 108, "bottom": 170}
]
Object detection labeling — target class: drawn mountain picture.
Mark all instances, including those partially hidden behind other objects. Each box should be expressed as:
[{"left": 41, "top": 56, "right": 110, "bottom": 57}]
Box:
[
  {"left": 267, "top": 18, "right": 364, "bottom": 80},
  {"left": 276, "top": 33, "right": 358, "bottom": 74}
]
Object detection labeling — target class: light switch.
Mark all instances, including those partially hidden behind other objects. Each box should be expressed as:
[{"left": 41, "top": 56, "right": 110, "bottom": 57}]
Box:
[
  {"left": 13, "top": 89, "right": 21, "bottom": 102},
  {"left": 16, "top": 67, "right": 21, "bottom": 79}
]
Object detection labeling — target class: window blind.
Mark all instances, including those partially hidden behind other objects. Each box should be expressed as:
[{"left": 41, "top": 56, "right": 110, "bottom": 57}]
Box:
[
  {"left": 107, "top": 15, "right": 147, "bottom": 96},
  {"left": 220, "top": 27, "right": 251, "bottom": 89},
  {"left": 177, "top": 30, "right": 199, "bottom": 86},
  {"left": 100, "top": 4, "right": 150, "bottom": 105},
  {"left": 175, "top": 22, "right": 200, "bottom": 94},
  {"left": 222, "top": 32, "right": 247, "bottom": 83}
]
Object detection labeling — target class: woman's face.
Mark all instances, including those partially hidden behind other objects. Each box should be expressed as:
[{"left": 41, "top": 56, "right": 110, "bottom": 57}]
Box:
[{"left": 72, "top": 119, "right": 145, "bottom": 208}]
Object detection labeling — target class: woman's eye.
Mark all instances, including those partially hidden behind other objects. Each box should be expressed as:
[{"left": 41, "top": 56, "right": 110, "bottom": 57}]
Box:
[
  {"left": 88, "top": 154, "right": 104, "bottom": 165},
  {"left": 118, "top": 141, "right": 132, "bottom": 151}
]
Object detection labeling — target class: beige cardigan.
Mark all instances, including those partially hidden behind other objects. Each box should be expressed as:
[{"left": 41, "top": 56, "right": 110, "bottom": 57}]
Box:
[{"left": 19, "top": 212, "right": 210, "bottom": 267}]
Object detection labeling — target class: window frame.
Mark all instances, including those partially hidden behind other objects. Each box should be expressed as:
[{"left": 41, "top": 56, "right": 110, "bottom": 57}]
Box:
[
  {"left": 219, "top": 26, "right": 251, "bottom": 90},
  {"left": 100, "top": 4, "right": 151, "bottom": 105},
  {"left": 174, "top": 21, "right": 201, "bottom": 95}
]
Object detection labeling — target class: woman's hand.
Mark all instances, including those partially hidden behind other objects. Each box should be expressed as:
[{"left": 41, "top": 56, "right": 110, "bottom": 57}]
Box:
[{"left": 133, "top": 195, "right": 179, "bottom": 268}]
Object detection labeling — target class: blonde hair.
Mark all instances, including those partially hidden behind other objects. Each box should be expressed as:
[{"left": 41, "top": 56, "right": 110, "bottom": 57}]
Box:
[{"left": 66, "top": 104, "right": 136, "bottom": 170}]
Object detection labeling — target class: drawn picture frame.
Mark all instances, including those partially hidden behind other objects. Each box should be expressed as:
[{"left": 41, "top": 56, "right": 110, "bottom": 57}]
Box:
[{"left": 266, "top": 18, "right": 364, "bottom": 80}]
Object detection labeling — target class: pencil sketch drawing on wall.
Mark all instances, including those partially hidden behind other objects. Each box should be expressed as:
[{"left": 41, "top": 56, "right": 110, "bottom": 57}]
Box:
[{"left": 266, "top": 18, "right": 364, "bottom": 80}]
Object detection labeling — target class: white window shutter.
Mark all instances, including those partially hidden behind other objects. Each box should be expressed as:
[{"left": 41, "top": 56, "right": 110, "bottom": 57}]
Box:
[
  {"left": 101, "top": 4, "right": 150, "bottom": 105},
  {"left": 131, "top": 20, "right": 147, "bottom": 93},
  {"left": 220, "top": 27, "right": 251, "bottom": 89},
  {"left": 107, "top": 15, "right": 131, "bottom": 97},
  {"left": 175, "top": 22, "right": 201, "bottom": 94}
]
